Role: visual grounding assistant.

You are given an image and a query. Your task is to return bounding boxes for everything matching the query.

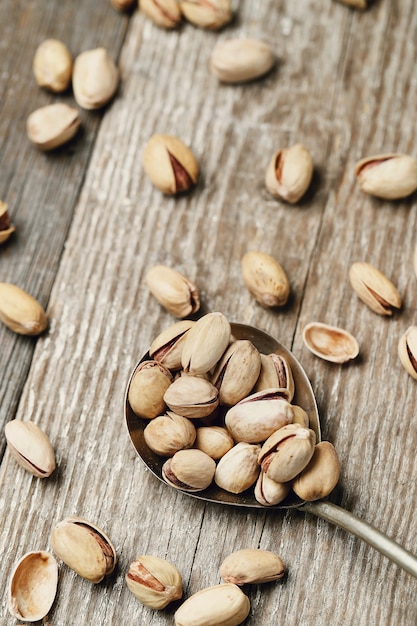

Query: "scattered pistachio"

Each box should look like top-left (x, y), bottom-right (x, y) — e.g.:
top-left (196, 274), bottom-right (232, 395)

top-left (72, 47), bottom-right (119, 109)
top-left (0, 282), bottom-right (48, 335)
top-left (5, 419), bottom-right (55, 478)
top-left (398, 326), bottom-right (417, 381)
top-left (142, 134), bottom-right (199, 195)
top-left (26, 103), bottom-right (80, 151)
top-left (302, 322), bottom-right (359, 364)
top-left (241, 251), bottom-right (290, 308)
top-left (0, 201), bottom-right (15, 245)
top-left (145, 265), bottom-right (200, 318)
top-left (8, 551), bottom-right (58, 622)
top-left (139, 0), bottom-right (182, 28)
top-left (220, 549), bottom-right (285, 585)
top-left (292, 441), bottom-right (340, 501)
top-left (33, 39), bottom-right (72, 92)
top-left (180, 0), bottom-right (232, 30)
top-left (209, 38), bottom-right (275, 83)
top-left (354, 153), bottom-right (417, 199)
top-left (265, 143), bottom-right (314, 203)
top-left (126, 555), bottom-right (182, 609)
top-left (174, 583), bottom-right (250, 626)
top-left (349, 261), bottom-right (401, 316)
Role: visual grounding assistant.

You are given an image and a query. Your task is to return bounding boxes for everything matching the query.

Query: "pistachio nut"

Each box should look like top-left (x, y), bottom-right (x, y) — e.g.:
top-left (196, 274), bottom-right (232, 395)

top-left (293, 441), bottom-right (341, 501)
top-left (194, 426), bottom-right (234, 460)
top-left (181, 312), bottom-right (231, 374)
top-left (398, 326), bottom-right (417, 380)
top-left (142, 134), bottom-right (199, 195)
top-left (144, 411), bottom-right (196, 456)
top-left (149, 320), bottom-right (195, 369)
top-left (354, 153), bottom-right (417, 199)
top-left (241, 251), bottom-right (290, 308)
top-left (0, 283), bottom-right (48, 335)
top-left (128, 360), bottom-right (173, 419)
top-left (145, 265), bottom-right (200, 318)
top-left (292, 405), bottom-right (309, 428)
top-left (180, 0), bottom-right (232, 30)
top-left (164, 375), bottom-right (219, 418)
top-left (162, 448), bottom-right (216, 492)
top-left (349, 261), bottom-right (401, 316)
top-left (50, 516), bottom-right (117, 583)
top-left (254, 352), bottom-right (294, 400)
top-left (302, 322), bottom-right (359, 364)
top-left (259, 424), bottom-right (316, 483)
top-left (0, 201), bottom-right (15, 244)
top-left (174, 583), bottom-right (250, 626)
top-left (72, 47), bottom-right (119, 109)
top-left (254, 471), bottom-right (291, 506)
top-left (27, 103), bottom-right (80, 151)
top-left (225, 389), bottom-right (294, 444)
top-left (210, 38), bottom-right (275, 84)
top-left (126, 554), bottom-right (182, 609)
top-left (5, 419), bottom-right (55, 478)
top-left (265, 143), bottom-right (314, 204)
top-left (33, 38), bottom-right (73, 92)
top-left (139, 0), bottom-right (182, 28)
top-left (214, 442), bottom-right (260, 494)
top-left (8, 551), bottom-right (58, 622)
top-left (211, 339), bottom-right (261, 405)
top-left (220, 549), bottom-right (285, 585)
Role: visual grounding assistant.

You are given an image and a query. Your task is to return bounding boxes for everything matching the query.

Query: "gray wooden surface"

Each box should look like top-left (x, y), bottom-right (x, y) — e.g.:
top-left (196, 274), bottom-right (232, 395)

top-left (1, 1), bottom-right (417, 624)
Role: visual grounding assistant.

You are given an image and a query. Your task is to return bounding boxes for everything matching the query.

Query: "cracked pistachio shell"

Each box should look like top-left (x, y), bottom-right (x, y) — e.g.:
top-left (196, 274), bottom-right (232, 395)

top-left (128, 360), bottom-right (173, 419)
top-left (398, 326), bottom-right (417, 380)
top-left (293, 441), bottom-right (340, 501)
top-left (225, 388), bottom-right (294, 444)
top-left (139, 0), bottom-right (182, 28)
top-left (175, 583), bottom-right (250, 626)
top-left (73, 48), bottom-right (119, 109)
top-left (126, 554), bottom-right (182, 609)
top-left (33, 39), bottom-right (73, 92)
top-left (195, 426), bottom-right (234, 460)
top-left (214, 442), bottom-right (260, 494)
top-left (181, 312), bottom-right (231, 374)
top-left (144, 411), bottom-right (196, 456)
top-left (259, 424), bottom-right (316, 483)
top-left (164, 375), bottom-right (219, 418)
top-left (5, 419), bottom-right (55, 478)
top-left (302, 322), bottom-right (359, 364)
top-left (349, 261), bottom-right (401, 316)
top-left (0, 283), bottom-right (48, 335)
top-left (241, 251), bottom-right (290, 308)
top-left (181, 0), bottom-right (232, 30)
top-left (142, 134), bottom-right (199, 195)
top-left (210, 38), bottom-right (275, 84)
top-left (149, 320), bottom-right (195, 369)
top-left (27, 103), bottom-right (80, 150)
top-left (51, 516), bottom-right (117, 583)
top-left (0, 201), bottom-right (15, 244)
top-left (220, 549), bottom-right (285, 585)
top-left (265, 143), bottom-right (314, 203)
top-left (8, 551), bottom-right (58, 622)
top-left (254, 352), bottom-right (294, 400)
top-left (254, 471), bottom-right (291, 506)
top-left (355, 153), bottom-right (417, 199)
top-left (146, 265), bottom-right (200, 318)
top-left (162, 448), bottom-right (216, 492)
top-left (211, 339), bottom-right (261, 405)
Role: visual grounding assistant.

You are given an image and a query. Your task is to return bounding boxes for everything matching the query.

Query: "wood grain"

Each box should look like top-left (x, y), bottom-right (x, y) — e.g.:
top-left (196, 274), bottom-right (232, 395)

top-left (1, 1), bottom-right (417, 624)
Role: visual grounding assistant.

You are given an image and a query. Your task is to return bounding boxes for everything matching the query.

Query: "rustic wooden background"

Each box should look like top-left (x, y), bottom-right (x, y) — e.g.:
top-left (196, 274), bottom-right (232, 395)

top-left (1, 0), bottom-right (417, 624)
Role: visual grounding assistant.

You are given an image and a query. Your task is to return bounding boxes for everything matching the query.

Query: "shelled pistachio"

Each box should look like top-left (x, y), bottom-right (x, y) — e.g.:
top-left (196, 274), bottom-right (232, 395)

top-left (72, 48), bottom-right (119, 109)
top-left (220, 549), bottom-right (285, 585)
top-left (5, 419), bottom-right (55, 478)
top-left (27, 103), bottom-right (80, 150)
top-left (355, 153), bottom-right (417, 199)
top-left (210, 38), bottom-right (275, 83)
top-left (33, 39), bottom-right (72, 92)
top-left (265, 143), bottom-right (313, 204)
top-left (145, 265), bottom-right (200, 318)
top-left (126, 554), bottom-right (182, 609)
top-left (142, 134), bottom-right (199, 195)
top-left (241, 251), bottom-right (290, 308)
top-left (349, 261), bottom-right (401, 316)
top-left (128, 360), bottom-right (173, 419)
top-left (0, 283), bottom-right (48, 335)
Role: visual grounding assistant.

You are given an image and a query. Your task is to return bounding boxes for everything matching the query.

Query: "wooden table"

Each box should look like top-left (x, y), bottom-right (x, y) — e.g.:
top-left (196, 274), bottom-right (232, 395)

top-left (1, 1), bottom-right (417, 624)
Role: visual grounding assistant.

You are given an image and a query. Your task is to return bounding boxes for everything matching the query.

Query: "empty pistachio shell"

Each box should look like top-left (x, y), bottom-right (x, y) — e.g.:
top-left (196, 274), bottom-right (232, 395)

top-left (128, 360), bottom-right (173, 419)
top-left (139, 0), bottom-right (182, 28)
top-left (220, 549), bottom-right (285, 585)
top-left (241, 251), bottom-right (290, 308)
top-left (126, 554), bottom-right (182, 609)
top-left (181, 312), bottom-right (231, 374)
top-left (259, 423), bottom-right (316, 483)
top-left (302, 322), bottom-right (359, 363)
top-left (51, 516), bottom-right (117, 583)
top-left (164, 375), bottom-right (219, 418)
top-left (210, 38), bottom-right (275, 84)
top-left (149, 320), bottom-right (195, 369)
top-left (8, 551), bottom-right (58, 622)
top-left (73, 48), bottom-right (119, 109)
top-left (162, 448), bottom-right (216, 492)
top-left (5, 419), bottom-right (55, 477)
top-left (265, 143), bottom-right (314, 204)
top-left (33, 38), bottom-right (73, 92)
top-left (398, 326), bottom-right (417, 380)
top-left (142, 134), bottom-right (199, 195)
top-left (174, 583), bottom-right (250, 626)
top-left (181, 0), bottom-right (232, 30)
top-left (145, 265), bottom-right (200, 318)
top-left (349, 261), bottom-right (401, 316)
top-left (214, 442), bottom-right (260, 494)
top-left (195, 426), bottom-right (234, 460)
top-left (354, 153), bottom-right (417, 200)
top-left (27, 103), bottom-right (80, 151)
top-left (0, 201), bottom-right (15, 244)
top-left (144, 412), bottom-right (196, 456)
top-left (254, 471), bottom-right (291, 506)
top-left (292, 441), bottom-right (341, 501)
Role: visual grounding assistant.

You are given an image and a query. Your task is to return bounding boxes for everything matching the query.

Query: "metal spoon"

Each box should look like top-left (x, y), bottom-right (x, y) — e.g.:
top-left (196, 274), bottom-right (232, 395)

top-left (125, 323), bottom-right (417, 578)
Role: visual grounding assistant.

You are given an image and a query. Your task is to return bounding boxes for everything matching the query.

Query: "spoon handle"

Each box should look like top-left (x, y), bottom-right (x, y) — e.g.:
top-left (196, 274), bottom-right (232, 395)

top-left (302, 500), bottom-right (417, 578)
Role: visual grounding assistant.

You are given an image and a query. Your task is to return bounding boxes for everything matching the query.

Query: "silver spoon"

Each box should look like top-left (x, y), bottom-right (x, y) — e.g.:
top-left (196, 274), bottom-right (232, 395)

top-left (125, 323), bottom-right (417, 578)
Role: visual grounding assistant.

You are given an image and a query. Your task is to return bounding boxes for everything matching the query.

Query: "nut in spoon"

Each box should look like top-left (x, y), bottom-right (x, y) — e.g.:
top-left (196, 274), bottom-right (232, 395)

top-left (125, 323), bottom-right (417, 578)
